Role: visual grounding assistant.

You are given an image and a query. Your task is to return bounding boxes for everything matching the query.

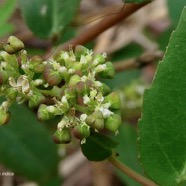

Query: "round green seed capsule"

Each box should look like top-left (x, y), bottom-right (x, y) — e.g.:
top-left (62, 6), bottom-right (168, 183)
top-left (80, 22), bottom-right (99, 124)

top-left (105, 92), bottom-right (121, 110)
top-left (73, 124), bottom-right (90, 139)
top-left (53, 129), bottom-right (71, 144)
top-left (86, 111), bottom-right (104, 130)
top-left (98, 62), bottom-right (115, 79)
top-left (105, 114), bottom-right (121, 133)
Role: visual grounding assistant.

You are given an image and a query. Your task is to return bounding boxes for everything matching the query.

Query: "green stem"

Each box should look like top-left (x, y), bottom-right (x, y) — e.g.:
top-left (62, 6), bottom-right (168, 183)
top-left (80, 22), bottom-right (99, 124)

top-left (108, 154), bottom-right (158, 186)
top-left (73, 103), bottom-right (88, 114)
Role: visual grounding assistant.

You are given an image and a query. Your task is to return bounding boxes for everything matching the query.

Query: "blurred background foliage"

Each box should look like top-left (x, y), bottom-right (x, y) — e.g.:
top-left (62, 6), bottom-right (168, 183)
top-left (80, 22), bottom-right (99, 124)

top-left (0, 0), bottom-right (185, 185)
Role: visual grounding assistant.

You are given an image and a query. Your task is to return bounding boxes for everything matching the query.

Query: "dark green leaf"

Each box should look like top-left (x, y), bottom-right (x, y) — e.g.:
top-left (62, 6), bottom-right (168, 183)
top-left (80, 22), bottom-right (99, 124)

top-left (0, 102), bottom-right (60, 184)
top-left (18, 0), bottom-right (80, 39)
top-left (81, 132), bottom-right (117, 161)
top-left (138, 7), bottom-right (186, 186)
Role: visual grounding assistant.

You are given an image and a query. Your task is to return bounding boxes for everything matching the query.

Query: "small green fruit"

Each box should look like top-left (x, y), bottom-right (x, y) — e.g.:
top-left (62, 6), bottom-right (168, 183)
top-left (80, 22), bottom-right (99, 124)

top-left (105, 114), bottom-right (121, 132)
top-left (30, 56), bottom-right (44, 73)
top-left (37, 104), bottom-right (54, 121)
top-left (99, 62), bottom-right (115, 79)
top-left (53, 129), bottom-right (71, 144)
top-left (28, 93), bottom-right (45, 108)
top-left (44, 67), bottom-right (62, 86)
top-left (7, 36), bottom-right (24, 53)
top-left (75, 45), bottom-right (87, 57)
top-left (3, 44), bottom-right (15, 54)
top-left (86, 111), bottom-right (104, 130)
top-left (69, 74), bottom-right (81, 86)
top-left (105, 92), bottom-right (121, 110)
top-left (73, 124), bottom-right (90, 139)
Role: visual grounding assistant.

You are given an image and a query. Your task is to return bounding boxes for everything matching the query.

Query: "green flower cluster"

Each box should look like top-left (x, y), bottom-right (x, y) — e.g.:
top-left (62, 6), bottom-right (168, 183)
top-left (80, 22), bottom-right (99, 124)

top-left (0, 36), bottom-right (121, 144)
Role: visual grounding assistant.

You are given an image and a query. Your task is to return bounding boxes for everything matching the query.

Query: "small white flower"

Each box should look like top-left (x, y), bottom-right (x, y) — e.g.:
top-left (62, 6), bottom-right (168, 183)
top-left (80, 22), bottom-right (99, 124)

top-left (86, 49), bottom-right (93, 55)
top-left (100, 107), bottom-right (113, 118)
top-left (102, 52), bottom-right (107, 58)
top-left (61, 96), bottom-right (68, 104)
top-left (47, 105), bottom-right (56, 113)
top-left (90, 89), bottom-right (97, 99)
top-left (95, 64), bottom-right (107, 72)
top-left (59, 66), bottom-right (67, 73)
top-left (92, 58), bottom-right (99, 66)
top-left (80, 55), bottom-right (87, 64)
top-left (61, 52), bottom-right (69, 60)
top-left (33, 79), bottom-right (43, 86)
top-left (94, 81), bottom-right (102, 87)
top-left (1, 62), bottom-right (7, 68)
top-left (80, 114), bottom-right (88, 122)
top-left (83, 95), bottom-right (90, 104)
top-left (95, 92), bottom-right (104, 102)
top-left (9, 75), bottom-right (30, 94)
top-left (68, 68), bottom-right (75, 74)
top-left (52, 61), bottom-right (61, 70)
top-left (21, 64), bottom-right (29, 70)
top-left (81, 75), bottom-right (87, 82)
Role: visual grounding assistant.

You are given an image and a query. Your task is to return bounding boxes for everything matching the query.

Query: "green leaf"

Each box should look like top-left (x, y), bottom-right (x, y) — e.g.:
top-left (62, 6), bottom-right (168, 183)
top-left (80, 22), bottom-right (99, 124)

top-left (167, 0), bottom-right (186, 27)
top-left (0, 0), bottom-right (16, 36)
top-left (81, 132), bottom-right (117, 161)
top-left (112, 124), bottom-right (144, 186)
top-left (138, 7), bottom-right (186, 186)
top-left (18, 0), bottom-right (80, 39)
top-left (0, 102), bottom-right (60, 184)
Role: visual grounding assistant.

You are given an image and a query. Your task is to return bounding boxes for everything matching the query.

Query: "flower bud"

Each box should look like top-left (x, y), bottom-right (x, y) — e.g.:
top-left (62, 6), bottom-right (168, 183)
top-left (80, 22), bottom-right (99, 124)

top-left (65, 86), bottom-right (77, 100)
top-left (101, 83), bottom-right (111, 95)
top-left (75, 45), bottom-right (87, 57)
top-left (105, 92), bottom-right (121, 110)
top-left (7, 36), bottom-right (24, 53)
top-left (6, 88), bottom-right (18, 100)
top-left (86, 111), bottom-right (104, 130)
top-left (37, 104), bottom-right (54, 121)
top-left (0, 110), bottom-right (11, 125)
top-left (98, 62), bottom-right (115, 79)
top-left (93, 54), bottom-right (106, 65)
top-left (68, 75), bottom-right (81, 86)
top-left (44, 67), bottom-right (62, 86)
top-left (0, 70), bottom-right (8, 85)
top-left (3, 44), bottom-right (15, 54)
top-left (53, 128), bottom-right (71, 144)
top-left (28, 93), bottom-right (45, 108)
top-left (105, 114), bottom-right (121, 133)
top-left (73, 124), bottom-right (90, 139)
top-left (76, 80), bottom-right (93, 95)
top-left (30, 56), bottom-right (44, 73)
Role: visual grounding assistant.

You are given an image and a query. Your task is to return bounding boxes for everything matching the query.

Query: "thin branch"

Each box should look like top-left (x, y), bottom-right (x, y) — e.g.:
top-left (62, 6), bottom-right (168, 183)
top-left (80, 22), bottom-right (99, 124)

top-left (53, 2), bottom-right (150, 55)
top-left (114, 50), bottom-right (164, 72)
top-left (108, 154), bottom-right (158, 186)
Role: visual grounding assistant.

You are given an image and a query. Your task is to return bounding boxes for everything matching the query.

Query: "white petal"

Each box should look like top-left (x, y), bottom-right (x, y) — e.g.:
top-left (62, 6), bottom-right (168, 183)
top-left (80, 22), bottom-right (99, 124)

top-left (9, 77), bottom-right (17, 87)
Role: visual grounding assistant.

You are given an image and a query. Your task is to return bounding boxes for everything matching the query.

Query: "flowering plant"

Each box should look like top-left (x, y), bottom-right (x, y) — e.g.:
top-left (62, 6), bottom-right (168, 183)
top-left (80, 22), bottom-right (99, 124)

top-left (0, 36), bottom-right (121, 144)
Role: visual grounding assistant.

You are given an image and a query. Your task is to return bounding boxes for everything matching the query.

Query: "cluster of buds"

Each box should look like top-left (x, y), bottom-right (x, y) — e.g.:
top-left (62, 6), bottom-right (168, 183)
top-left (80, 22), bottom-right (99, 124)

top-left (0, 36), bottom-right (121, 144)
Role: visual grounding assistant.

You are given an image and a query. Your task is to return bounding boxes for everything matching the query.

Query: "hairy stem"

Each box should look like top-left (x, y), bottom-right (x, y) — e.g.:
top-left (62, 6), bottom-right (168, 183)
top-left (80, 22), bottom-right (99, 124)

top-left (108, 154), bottom-right (158, 186)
